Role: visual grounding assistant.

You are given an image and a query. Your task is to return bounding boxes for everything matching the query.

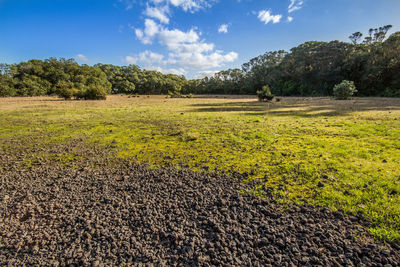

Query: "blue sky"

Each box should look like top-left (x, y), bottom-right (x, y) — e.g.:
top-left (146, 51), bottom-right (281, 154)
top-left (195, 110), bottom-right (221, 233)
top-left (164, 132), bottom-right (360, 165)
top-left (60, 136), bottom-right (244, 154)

top-left (1, 0), bottom-right (399, 78)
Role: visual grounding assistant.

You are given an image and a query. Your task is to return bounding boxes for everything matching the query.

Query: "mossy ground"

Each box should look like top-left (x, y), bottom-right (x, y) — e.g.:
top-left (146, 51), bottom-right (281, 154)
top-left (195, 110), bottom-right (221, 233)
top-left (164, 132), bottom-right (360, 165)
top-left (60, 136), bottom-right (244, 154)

top-left (1, 95), bottom-right (399, 241)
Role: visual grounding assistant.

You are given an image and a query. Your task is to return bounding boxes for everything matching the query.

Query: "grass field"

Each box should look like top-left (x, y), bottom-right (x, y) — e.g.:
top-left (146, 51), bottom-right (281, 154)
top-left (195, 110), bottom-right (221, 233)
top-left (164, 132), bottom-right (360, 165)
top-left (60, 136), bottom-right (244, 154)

top-left (1, 95), bottom-right (399, 242)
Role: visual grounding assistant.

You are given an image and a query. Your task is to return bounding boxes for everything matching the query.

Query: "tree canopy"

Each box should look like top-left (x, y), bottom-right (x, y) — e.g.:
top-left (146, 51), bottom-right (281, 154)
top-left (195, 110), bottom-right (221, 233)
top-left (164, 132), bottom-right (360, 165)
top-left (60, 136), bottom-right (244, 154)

top-left (188, 25), bottom-right (399, 97)
top-left (0, 58), bottom-right (186, 99)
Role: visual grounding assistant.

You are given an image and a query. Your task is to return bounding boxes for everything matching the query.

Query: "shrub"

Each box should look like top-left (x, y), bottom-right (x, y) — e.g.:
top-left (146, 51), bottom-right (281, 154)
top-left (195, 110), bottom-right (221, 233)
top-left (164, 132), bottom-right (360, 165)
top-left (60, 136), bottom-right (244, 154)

top-left (81, 85), bottom-right (107, 100)
top-left (54, 81), bottom-right (77, 100)
top-left (333, 80), bottom-right (357, 100)
top-left (168, 91), bottom-right (180, 98)
top-left (257, 85), bottom-right (274, 102)
top-left (0, 77), bottom-right (16, 97)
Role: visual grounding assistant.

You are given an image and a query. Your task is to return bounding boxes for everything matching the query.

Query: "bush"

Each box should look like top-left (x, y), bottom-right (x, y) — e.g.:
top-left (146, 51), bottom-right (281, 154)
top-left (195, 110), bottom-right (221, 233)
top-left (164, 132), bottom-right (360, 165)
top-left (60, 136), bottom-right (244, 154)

top-left (333, 80), bottom-right (357, 100)
top-left (0, 77), bottom-right (16, 97)
top-left (257, 85), bottom-right (274, 102)
top-left (81, 85), bottom-right (107, 100)
top-left (54, 81), bottom-right (77, 100)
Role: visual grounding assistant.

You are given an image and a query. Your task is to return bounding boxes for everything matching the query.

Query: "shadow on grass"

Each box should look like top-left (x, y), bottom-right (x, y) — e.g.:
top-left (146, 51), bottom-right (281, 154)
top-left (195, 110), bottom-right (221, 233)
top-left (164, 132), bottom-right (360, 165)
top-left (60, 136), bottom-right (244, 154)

top-left (189, 97), bottom-right (400, 117)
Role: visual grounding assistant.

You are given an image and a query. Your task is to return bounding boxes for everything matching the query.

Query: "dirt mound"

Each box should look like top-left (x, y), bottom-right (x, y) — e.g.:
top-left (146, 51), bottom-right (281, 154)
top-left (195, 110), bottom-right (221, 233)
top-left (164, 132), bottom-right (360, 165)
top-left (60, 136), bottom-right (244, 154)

top-left (1, 163), bottom-right (399, 265)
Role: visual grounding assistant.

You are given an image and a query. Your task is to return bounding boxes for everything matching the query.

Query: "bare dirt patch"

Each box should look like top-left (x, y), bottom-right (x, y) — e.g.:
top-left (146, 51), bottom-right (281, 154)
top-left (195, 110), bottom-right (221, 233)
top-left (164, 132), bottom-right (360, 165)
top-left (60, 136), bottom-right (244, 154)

top-left (0, 143), bottom-right (399, 266)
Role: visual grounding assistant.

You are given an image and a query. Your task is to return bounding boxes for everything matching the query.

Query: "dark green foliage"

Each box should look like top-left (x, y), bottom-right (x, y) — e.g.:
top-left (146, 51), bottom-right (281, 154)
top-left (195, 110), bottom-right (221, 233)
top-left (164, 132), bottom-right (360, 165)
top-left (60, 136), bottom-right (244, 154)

top-left (333, 80), bottom-right (357, 100)
top-left (187, 26), bottom-right (399, 97)
top-left (14, 74), bottom-right (51, 96)
top-left (54, 81), bottom-right (77, 100)
top-left (0, 58), bottom-right (186, 99)
top-left (95, 64), bottom-right (136, 94)
top-left (0, 79), bottom-right (15, 97)
top-left (0, 64), bottom-right (15, 96)
top-left (257, 85), bottom-right (274, 101)
top-left (80, 85), bottom-right (107, 100)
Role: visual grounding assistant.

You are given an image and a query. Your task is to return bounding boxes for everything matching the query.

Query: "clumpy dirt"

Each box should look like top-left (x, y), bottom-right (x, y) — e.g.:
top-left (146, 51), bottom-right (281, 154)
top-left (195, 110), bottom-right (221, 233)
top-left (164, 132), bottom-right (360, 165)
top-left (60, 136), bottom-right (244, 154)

top-left (0, 141), bottom-right (399, 266)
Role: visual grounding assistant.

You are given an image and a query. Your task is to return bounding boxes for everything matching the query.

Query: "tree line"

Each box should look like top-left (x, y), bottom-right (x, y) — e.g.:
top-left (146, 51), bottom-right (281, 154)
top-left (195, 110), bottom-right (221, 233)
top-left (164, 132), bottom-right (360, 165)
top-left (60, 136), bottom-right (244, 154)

top-left (1, 25), bottom-right (399, 99)
top-left (187, 26), bottom-right (400, 97)
top-left (0, 59), bottom-right (187, 99)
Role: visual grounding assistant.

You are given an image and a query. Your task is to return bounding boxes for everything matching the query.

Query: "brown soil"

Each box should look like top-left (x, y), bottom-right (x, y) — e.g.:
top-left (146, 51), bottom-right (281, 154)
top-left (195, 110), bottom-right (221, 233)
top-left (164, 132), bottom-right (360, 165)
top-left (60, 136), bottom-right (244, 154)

top-left (0, 141), bottom-right (399, 266)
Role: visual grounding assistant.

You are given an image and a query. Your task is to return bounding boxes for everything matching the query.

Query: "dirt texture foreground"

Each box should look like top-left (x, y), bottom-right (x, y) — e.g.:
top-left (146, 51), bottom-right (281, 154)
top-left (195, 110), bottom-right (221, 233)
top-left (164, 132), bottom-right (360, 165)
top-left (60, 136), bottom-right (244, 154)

top-left (0, 156), bottom-right (399, 266)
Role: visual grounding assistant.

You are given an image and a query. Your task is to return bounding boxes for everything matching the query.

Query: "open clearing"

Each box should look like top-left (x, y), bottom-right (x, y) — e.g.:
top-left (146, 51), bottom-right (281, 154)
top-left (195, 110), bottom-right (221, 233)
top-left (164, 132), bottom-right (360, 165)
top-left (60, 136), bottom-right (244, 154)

top-left (1, 95), bottom-right (400, 264)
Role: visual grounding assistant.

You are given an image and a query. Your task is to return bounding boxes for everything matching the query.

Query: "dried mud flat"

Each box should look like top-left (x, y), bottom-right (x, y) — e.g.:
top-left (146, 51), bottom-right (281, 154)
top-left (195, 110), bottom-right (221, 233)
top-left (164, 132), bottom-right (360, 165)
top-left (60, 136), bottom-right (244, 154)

top-left (0, 143), bottom-right (399, 266)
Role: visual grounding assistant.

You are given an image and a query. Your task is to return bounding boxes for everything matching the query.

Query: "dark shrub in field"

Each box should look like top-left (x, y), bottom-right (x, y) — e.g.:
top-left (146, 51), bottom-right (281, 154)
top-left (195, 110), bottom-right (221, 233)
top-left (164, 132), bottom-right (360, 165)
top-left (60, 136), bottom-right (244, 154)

top-left (81, 85), bottom-right (107, 100)
top-left (333, 80), bottom-right (357, 100)
top-left (55, 82), bottom-right (107, 100)
top-left (257, 85), bottom-right (274, 102)
top-left (54, 81), bottom-right (77, 100)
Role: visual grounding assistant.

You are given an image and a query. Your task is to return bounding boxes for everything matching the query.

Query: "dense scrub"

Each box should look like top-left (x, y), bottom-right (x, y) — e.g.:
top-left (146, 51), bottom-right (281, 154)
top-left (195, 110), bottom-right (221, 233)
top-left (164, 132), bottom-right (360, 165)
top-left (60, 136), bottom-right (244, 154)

top-left (0, 60), bottom-right (186, 99)
top-left (187, 26), bottom-right (400, 97)
top-left (1, 26), bottom-right (398, 98)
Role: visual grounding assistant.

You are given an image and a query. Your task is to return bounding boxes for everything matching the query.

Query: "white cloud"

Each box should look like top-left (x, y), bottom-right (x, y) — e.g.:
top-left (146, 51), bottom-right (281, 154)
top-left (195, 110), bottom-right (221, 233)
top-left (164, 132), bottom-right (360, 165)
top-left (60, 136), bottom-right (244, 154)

top-left (139, 50), bottom-right (165, 64)
top-left (158, 28), bottom-right (200, 48)
top-left (167, 50), bottom-right (238, 69)
top-left (135, 18), bottom-right (160, 44)
top-left (218, 24), bottom-right (228, 34)
top-left (75, 54), bottom-right (89, 62)
top-left (134, 20), bottom-right (238, 70)
top-left (127, 0), bottom-right (237, 75)
top-left (258, 10), bottom-right (282, 24)
top-left (125, 56), bottom-right (137, 64)
top-left (288, 0), bottom-right (303, 13)
top-left (144, 5), bottom-right (170, 24)
top-left (287, 16), bottom-right (293, 22)
top-left (149, 66), bottom-right (187, 75)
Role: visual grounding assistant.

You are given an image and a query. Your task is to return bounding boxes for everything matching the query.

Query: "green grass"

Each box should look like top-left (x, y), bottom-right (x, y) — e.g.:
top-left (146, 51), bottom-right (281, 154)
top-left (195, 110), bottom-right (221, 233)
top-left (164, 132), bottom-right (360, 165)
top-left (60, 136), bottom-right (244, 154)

top-left (1, 95), bottom-right (399, 242)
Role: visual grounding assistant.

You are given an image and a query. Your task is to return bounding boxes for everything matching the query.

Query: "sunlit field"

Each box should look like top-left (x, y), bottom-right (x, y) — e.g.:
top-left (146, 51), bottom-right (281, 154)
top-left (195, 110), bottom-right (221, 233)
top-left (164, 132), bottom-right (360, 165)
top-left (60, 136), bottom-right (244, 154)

top-left (1, 95), bottom-right (399, 241)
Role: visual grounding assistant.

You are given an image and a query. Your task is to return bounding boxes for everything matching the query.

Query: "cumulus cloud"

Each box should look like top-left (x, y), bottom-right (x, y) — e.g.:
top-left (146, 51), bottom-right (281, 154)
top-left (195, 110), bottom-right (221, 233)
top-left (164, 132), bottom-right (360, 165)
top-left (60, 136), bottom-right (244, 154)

top-left (287, 16), bottom-right (293, 22)
top-left (125, 56), bottom-right (137, 64)
top-left (258, 10), bottom-right (282, 24)
top-left (218, 24), bottom-right (228, 34)
top-left (138, 50), bottom-right (165, 64)
top-left (134, 19), bottom-right (238, 70)
top-left (144, 5), bottom-right (170, 24)
top-left (288, 0), bottom-right (303, 13)
top-left (127, 0), bottom-right (237, 75)
top-left (75, 54), bottom-right (89, 62)
top-left (158, 28), bottom-right (200, 48)
top-left (135, 18), bottom-right (160, 44)
top-left (167, 50), bottom-right (238, 69)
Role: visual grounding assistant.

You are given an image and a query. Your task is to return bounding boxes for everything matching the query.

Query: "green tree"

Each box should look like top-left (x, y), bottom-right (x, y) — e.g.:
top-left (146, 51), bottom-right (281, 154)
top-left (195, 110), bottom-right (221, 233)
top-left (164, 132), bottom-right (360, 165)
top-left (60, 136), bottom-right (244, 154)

top-left (14, 74), bottom-right (51, 96)
top-left (0, 64), bottom-right (16, 96)
top-left (80, 85), bottom-right (107, 100)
